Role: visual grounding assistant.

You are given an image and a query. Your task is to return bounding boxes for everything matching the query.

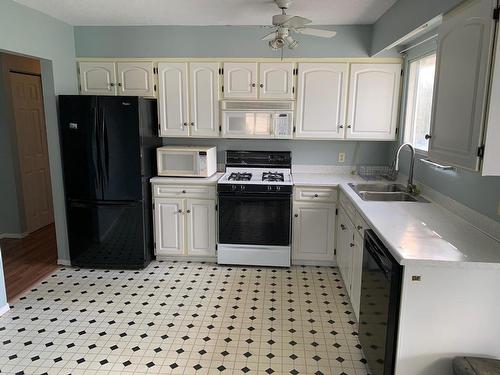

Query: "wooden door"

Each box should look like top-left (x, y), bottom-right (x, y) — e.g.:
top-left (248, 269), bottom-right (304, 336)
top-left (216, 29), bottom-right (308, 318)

top-left (189, 62), bottom-right (220, 137)
top-left (154, 198), bottom-right (185, 256)
top-left (429, 0), bottom-right (497, 170)
top-left (259, 62), bottom-right (294, 99)
top-left (186, 199), bottom-right (216, 257)
top-left (78, 61), bottom-right (116, 95)
top-left (292, 202), bottom-right (335, 262)
top-left (295, 63), bottom-right (348, 139)
top-left (223, 62), bottom-right (258, 99)
top-left (9, 72), bottom-right (54, 233)
top-left (157, 62), bottom-right (189, 137)
top-left (346, 63), bottom-right (401, 140)
top-left (116, 61), bottom-right (155, 97)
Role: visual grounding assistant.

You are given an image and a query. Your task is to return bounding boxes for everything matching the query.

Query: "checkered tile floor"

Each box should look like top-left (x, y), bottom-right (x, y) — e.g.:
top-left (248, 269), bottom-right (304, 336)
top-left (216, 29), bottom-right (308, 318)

top-left (0, 261), bottom-right (370, 374)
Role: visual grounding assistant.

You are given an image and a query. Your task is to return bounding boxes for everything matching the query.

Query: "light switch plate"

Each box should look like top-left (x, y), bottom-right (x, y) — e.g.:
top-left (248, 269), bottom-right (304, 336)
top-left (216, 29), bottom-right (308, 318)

top-left (338, 152), bottom-right (346, 163)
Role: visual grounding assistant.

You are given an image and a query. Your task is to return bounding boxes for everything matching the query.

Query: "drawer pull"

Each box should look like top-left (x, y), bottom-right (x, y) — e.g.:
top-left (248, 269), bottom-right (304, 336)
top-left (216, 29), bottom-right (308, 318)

top-left (314, 194), bottom-right (319, 198)
top-left (182, 190), bottom-right (186, 194)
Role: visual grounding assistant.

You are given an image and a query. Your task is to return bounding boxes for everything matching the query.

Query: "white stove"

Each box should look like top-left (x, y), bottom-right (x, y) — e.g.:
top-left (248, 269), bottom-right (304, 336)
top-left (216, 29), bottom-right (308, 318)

top-left (218, 167), bottom-right (293, 185)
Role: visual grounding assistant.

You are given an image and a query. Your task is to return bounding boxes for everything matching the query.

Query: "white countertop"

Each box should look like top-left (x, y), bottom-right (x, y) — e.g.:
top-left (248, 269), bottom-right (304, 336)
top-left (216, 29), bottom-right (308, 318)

top-left (150, 172), bottom-right (223, 185)
top-left (292, 172), bottom-right (365, 186)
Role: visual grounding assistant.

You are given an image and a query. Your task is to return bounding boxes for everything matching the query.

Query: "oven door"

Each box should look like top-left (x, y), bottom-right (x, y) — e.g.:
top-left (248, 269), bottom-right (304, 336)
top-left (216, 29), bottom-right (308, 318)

top-left (218, 193), bottom-right (291, 246)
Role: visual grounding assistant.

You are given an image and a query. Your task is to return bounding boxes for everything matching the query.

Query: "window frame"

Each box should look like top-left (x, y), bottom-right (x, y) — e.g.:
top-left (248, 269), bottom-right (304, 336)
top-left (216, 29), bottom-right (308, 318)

top-left (400, 45), bottom-right (437, 156)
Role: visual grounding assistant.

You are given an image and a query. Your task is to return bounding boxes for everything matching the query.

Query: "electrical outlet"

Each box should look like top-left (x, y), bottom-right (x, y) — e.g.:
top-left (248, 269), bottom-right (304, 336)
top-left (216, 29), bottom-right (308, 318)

top-left (338, 152), bottom-right (346, 163)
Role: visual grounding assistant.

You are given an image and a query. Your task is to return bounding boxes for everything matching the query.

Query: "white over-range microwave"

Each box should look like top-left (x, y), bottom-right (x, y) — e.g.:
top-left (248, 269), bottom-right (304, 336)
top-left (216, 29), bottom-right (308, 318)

top-left (157, 146), bottom-right (217, 177)
top-left (221, 100), bottom-right (294, 139)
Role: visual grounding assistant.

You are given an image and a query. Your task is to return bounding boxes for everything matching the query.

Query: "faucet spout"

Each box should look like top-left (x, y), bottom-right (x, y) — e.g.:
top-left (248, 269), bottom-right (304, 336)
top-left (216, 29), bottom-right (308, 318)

top-left (393, 143), bottom-right (416, 193)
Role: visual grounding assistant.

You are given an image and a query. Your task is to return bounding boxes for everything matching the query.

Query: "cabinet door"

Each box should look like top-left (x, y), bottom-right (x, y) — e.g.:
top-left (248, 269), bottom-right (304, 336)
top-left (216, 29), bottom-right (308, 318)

top-left (292, 202), bottom-right (335, 262)
top-left (295, 63), bottom-right (348, 139)
top-left (154, 198), bottom-right (185, 256)
top-left (186, 199), bottom-right (216, 257)
top-left (346, 63), bottom-right (401, 140)
top-left (189, 62), bottom-right (220, 137)
top-left (337, 207), bottom-right (355, 293)
top-left (350, 231), bottom-right (364, 320)
top-left (116, 62), bottom-right (155, 97)
top-left (223, 62), bottom-right (258, 99)
top-left (259, 62), bottom-right (294, 99)
top-left (158, 62), bottom-right (189, 137)
top-left (79, 62), bottom-right (116, 96)
top-left (429, 0), bottom-right (496, 171)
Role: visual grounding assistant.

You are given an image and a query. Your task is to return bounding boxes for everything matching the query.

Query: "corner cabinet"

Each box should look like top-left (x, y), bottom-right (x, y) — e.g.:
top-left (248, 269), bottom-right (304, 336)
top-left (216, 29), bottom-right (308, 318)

top-left (78, 61), bottom-right (155, 97)
top-left (429, 0), bottom-right (497, 171)
top-left (292, 186), bottom-right (337, 265)
top-left (152, 183), bottom-right (217, 260)
top-left (295, 63), bottom-right (348, 139)
top-left (346, 63), bottom-right (401, 140)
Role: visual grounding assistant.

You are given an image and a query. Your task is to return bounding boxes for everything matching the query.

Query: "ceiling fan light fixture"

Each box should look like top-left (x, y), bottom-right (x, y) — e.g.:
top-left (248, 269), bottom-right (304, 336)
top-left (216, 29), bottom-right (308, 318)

top-left (269, 37), bottom-right (285, 50)
top-left (286, 35), bottom-right (298, 49)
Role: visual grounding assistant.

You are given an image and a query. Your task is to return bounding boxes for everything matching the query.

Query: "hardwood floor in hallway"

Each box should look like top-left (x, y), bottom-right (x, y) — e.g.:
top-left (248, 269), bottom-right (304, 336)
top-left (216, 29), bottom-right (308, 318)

top-left (0, 224), bottom-right (58, 301)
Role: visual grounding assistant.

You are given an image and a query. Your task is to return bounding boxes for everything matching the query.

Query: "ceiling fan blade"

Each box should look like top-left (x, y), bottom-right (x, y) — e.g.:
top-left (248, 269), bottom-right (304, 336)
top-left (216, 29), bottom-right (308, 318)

top-left (295, 28), bottom-right (337, 38)
top-left (280, 15), bottom-right (312, 29)
top-left (262, 31), bottom-right (277, 41)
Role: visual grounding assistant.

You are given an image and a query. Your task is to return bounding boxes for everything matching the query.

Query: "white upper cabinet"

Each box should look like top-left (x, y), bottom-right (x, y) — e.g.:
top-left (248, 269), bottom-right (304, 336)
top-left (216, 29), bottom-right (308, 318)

top-left (295, 63), bottom-right (348, 139)
top-left (158, 62), bottom-right (189, 137)
top-left (259, 62), bottom-right (294, 99)
top-left (346, 63), bottom-right (401, 140)
top-left (116, 61), bottom-right (155, 97)
top-left (189, 62), bottom-right (220, 137)
top-left (429, 0), bottom-right (497, 171)
top-left (79, 62), bottom-right (116, 96)
top-left (223, 62), bottom-right (258, 99)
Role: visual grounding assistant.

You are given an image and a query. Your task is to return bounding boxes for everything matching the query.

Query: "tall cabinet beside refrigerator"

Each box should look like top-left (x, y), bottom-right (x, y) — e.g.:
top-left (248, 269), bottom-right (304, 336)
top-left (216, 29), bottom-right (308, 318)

top-left (58, 96), bottom-right (161, 269)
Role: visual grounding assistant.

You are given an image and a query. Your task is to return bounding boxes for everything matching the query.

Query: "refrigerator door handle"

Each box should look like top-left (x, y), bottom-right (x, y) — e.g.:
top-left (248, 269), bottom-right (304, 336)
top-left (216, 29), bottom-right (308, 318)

top-left (92, 106), bottom-right (101, 193)
top-left (99, 108), bottom-right (108, 188)
top-left (102, 108), bottom-right (110, 185)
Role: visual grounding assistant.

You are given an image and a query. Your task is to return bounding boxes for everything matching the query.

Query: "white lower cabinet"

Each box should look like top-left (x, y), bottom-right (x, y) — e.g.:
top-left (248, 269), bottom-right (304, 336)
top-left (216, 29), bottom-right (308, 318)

top-left (292, 186), bottom-right (337, 264)
top-left (153, 183), bottom-right (216, 259)
top-left (336, 203), bottom-right (366, 320)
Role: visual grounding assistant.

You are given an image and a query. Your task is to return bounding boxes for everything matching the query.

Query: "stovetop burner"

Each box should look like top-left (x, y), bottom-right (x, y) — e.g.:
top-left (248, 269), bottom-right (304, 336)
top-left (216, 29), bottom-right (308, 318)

top-left (228, 172), bottom-right (252, 181)
top-left (262, 172), bottom-right (284, 182)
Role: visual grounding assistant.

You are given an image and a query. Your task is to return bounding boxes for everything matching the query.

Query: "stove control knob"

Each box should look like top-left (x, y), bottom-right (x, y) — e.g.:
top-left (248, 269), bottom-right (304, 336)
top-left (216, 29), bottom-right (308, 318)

top-left (267, 186), bottom-right (272, 191)
top-left (231, 185), bottom-right (237, 191)
top-left (240, 185), bottom-right (245, 190)
top-left (276, 186), bottom-right (281, 191)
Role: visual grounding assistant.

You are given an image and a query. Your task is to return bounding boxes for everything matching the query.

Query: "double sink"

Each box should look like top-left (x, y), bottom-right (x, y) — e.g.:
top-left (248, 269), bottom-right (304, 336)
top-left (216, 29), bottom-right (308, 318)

top-left (349, 183), bottom-right (429, 203)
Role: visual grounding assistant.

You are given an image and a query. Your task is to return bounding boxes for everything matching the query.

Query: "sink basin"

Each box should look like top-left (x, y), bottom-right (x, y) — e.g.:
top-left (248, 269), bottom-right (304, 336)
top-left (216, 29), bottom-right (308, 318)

top-left (348, 183), bottom-right (429, 202)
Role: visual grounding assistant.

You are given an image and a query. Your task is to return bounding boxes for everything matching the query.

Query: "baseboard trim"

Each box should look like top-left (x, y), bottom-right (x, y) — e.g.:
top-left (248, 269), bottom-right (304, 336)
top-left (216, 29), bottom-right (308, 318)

top-left (57, 259), bottom-right (71, 266)
top-left (0, 304), bottom-right (10, 317)
top-left (292, 260), bottom-right (337, 267)
top-left (155, 255), bottom-right (217, 263)
top-left (0, 232), bottom-right (28, 240)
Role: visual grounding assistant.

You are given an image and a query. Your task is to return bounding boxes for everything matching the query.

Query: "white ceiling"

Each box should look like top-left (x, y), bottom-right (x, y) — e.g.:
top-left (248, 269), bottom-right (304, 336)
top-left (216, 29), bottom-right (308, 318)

top-left (13, 0), bottom-right (397, 26)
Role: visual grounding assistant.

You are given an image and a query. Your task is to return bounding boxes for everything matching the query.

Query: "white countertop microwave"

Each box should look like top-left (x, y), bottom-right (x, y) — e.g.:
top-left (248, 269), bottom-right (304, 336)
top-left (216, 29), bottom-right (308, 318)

top-left (157, 146), bottom-right (217, 177)
top-left (221, 101), bottom-right (294, 139)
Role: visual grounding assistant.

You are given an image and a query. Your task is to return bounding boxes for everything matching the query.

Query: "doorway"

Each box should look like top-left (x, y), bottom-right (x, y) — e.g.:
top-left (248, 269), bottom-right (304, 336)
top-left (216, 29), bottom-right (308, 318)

top-left (0, 52), bottom-right (58, 301)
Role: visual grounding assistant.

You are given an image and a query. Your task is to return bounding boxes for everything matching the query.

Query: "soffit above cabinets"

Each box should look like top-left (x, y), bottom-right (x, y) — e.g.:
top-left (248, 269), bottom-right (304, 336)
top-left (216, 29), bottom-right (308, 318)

top-left (13, 0), bottom-right (397, 26)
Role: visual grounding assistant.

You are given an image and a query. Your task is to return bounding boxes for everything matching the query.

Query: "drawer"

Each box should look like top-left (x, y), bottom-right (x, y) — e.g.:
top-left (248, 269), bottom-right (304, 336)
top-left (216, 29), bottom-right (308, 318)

top-left (153, 184), bottom-right (216, 199)
top-left (354, 211), bottom-right (369, 234)
top-left (294, 186), bottom-right (337, 202)
top-left (339, 190), bottom-right (356, 221)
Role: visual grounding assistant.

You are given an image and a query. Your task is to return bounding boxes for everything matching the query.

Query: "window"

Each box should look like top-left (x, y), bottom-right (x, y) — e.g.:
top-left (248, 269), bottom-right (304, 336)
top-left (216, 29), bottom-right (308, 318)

top-left (403, 53), bottom-right (436, 152)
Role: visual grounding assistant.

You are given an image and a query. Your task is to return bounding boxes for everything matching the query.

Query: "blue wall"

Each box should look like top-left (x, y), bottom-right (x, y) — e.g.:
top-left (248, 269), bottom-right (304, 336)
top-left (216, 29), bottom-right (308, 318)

top-left (74, 25), bottom-right (377, 58)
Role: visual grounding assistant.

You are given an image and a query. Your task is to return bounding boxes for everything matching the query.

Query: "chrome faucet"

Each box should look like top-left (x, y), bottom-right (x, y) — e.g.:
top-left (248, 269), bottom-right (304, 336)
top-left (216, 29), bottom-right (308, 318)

top-left (394, 143), bottom-right (417, 194)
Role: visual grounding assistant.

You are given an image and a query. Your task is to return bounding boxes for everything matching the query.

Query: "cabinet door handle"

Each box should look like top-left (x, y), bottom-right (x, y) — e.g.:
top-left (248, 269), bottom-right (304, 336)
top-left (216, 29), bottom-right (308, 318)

top-left (109, 83), bottom-right (115, 87)
top-left (183, 122), bottom-right (188, 127)
top-left (357, 225), bottom-right (363, 230)
top-left (338, 124), bottom-right (344, 129)
top-left (251, 83), bottom-right (256, 87)
top-left (347, 125), bottom-right (352, 129)
top-left (294, 214), bottom-right (299, 218)
top-left (118, 82), bottom-right (122, 87)
top-left (177, 209), bottom-right (183, 213)
top-left (259, 83), bottom-right (264, 88)
top-left (425, 134), bottom-right (432, 140)
top-left (186, 209), bottom-right (191, 214)
top-left (182, 190), bottom-right (186, 194)
top-left (350, 243), bottom-right (355, 247)
top-left (314, 194), bottom-right (319, 198)
top-left (190, 122), bottom-right (194, 126)
top-left (340, 224), bottom-right (346, 230)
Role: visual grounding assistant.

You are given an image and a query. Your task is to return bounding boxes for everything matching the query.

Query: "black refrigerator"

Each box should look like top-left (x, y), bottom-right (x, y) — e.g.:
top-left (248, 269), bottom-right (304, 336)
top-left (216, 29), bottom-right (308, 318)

top-left (58, 95), bottom-right (161, 269)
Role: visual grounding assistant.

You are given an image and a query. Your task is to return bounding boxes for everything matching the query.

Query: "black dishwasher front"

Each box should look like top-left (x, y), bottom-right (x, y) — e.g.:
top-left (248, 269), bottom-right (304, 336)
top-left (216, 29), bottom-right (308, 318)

top-left (359, 229), bottom-right (403, 375)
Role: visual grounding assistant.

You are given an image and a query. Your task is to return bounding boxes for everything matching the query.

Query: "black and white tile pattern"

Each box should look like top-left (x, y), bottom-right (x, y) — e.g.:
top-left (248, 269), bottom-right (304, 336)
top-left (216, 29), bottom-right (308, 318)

top-left (0, 261), bottom-right (370, 374)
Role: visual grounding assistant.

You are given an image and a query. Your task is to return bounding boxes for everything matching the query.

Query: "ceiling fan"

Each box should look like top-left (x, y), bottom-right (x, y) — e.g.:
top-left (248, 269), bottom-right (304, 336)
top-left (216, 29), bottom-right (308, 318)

top-left (262, 0), bottom-right (337, 51)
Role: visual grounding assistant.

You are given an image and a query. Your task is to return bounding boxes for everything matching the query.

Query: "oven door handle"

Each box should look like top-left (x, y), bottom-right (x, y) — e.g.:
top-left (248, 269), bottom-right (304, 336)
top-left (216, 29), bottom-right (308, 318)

top-left (218, 193), bottom-right (291, 200)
